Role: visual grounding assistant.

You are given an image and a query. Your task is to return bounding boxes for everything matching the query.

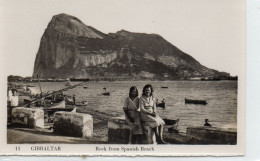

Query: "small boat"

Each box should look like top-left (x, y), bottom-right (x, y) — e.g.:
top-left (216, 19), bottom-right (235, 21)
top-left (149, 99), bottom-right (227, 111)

top-left (65, 81), bottom-right (71, 86)
top-left (156, 99), bottom-right (166, 108)
top-left (161, 86), bottom-right (168, 88)
top-left (83, 87), bottom-right (88, 89)
top-left (157, 102), bottom-right (165, 108)
top-left (185, 98), bottom-right (207, 105)
top-left (102, 92), bottom-right (110, 96)
top-left (75, 101), bottom-right (88, 106)
top-left (163, 118), bottom-right (179, 133)
top-left (65, 97), bottom-right (74, 105)
top-left (47, 100), bottom-right (66, 109)
top-left (163, 118), bottom-right (179, 126)
top-left (102, 87), bottom-right (110, 96)
top-left (70, 78), bottom-right (90, 82)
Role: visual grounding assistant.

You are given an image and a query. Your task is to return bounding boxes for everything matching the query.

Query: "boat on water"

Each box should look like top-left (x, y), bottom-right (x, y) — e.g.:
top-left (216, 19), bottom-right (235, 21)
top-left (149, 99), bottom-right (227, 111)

top-left (21, 83), bottom-right (85, 123)
top-left (102, 87), bottom-right (111, 96)
top-left (163, 118), bottom-right (179, 133)
top-left (70, 78), bottom-right (90, 82)
top-left (156, 99), bottom-right (166, 108)
top-left (161, 86), bottom-right (168, 88)
top-left (102, 92), bottom-right (110, 96)
top-left (45, 100), bottom-right (66, 109)
top-left (83, 87), bottom-right (88, 89)
top-left (65, 82), bottom-right (71, 86)
top-left (157, 102), bottom-right (165, 108)
top-left (75, 101), bottom-right (88, 106)
top-left (185, 98), bottom-right (207, 105)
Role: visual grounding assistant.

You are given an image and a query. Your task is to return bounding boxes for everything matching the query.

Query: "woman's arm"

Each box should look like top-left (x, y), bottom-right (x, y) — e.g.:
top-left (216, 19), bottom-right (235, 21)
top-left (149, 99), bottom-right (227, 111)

top-left (136, 98), bottom-right (141, 112)
top-left (152, 97), bottom-right (157, 113)
top-left (123, 97), bottom-right (128, 111)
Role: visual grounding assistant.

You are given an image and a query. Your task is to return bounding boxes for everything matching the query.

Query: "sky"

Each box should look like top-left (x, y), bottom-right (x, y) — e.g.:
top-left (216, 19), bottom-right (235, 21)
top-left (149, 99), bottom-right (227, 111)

top-left (0, 0), bottom-right (245, 77)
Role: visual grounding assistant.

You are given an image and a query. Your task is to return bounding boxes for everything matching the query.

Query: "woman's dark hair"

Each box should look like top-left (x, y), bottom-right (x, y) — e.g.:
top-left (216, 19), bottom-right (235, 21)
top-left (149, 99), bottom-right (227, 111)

top-left (142, 84), bottom-right (154, 96)
top-left (129, 86), bottom-right (139, 98)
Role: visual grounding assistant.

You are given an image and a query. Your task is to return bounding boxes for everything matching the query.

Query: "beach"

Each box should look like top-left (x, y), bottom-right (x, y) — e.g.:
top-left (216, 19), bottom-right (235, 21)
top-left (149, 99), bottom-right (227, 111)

top-left (7, 80), bottom-right (237, 144)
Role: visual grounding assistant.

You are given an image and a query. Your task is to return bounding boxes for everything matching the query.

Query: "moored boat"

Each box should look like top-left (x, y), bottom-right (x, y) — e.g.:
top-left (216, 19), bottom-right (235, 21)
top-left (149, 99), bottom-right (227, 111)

top-left (185, 98), bottom-right (207, 105)
top-left (161, 86), bottom-right (168, 88)
top-left (156, 99), bottom-right (166, 108)
top-left (70, 78), bottom-right (90, 82)
top-left (157, 102), bottom-right (165, 108)
top-left (75, 101), bottom-right (88, 106)
top-left (46, 100), bottom-right (66, 109)
top-left (102, 87), bottom-right (111, 96)
top-left (65, 82), bottom-right (71, 86)
top-left (102, 92), bottom-right (110, 96)
top-left (163, 118), bottom-right (179, 133)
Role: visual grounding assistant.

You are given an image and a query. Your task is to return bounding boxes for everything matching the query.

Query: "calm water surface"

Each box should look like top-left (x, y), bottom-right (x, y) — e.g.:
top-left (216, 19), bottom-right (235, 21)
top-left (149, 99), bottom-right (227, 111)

top-left (25, 81), bottom-right (237, 133)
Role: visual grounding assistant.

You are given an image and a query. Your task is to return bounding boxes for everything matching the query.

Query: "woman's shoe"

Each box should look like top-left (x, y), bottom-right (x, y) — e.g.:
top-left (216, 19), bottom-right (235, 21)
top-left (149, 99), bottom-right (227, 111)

top-left (157, 138), bottom-right (167, 144)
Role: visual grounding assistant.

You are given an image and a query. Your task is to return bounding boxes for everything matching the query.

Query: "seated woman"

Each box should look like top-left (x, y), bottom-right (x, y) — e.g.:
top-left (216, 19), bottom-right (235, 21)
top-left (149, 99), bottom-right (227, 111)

top-left (139, 84), bottom-right (166, 144)
top-left (123, 86), bottom-right (143, 144)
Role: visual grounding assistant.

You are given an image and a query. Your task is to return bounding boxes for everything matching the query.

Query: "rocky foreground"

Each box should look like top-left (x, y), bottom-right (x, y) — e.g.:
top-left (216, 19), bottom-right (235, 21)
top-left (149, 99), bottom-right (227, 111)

top-left (8, 91), bottom-right (186, 144)
top-left (8, 90), bottom-right (236, 144)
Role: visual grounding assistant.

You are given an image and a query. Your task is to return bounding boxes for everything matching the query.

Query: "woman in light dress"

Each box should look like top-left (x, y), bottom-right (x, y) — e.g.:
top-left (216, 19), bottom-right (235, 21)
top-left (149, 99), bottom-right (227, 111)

top-left (123, 86), bottom-right (143, 144)
top-left (139, 84), bottom-right (166, 144)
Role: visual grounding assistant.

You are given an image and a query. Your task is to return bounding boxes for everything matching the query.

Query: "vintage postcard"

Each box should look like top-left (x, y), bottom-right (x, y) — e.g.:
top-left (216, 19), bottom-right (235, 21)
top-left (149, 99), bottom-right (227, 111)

top-left (0, 0), bottom-right (245, 156)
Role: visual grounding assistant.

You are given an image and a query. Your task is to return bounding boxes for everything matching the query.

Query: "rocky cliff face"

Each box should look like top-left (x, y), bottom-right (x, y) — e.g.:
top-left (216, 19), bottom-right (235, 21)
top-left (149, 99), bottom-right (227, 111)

top-left (33, 13), bottom-right (229, 79)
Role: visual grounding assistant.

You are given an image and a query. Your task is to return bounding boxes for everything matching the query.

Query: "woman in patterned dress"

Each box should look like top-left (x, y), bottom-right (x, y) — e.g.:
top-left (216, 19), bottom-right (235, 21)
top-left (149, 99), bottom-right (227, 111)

top-left (123, 86), bottom-right (143, 144)
top-left (139, 84), bottom-right (166, 144)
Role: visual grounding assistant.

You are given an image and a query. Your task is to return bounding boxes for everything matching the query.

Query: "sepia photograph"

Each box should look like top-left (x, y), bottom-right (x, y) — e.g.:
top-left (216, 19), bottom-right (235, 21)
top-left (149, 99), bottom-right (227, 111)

top-left (0, 0), bottom-right (245, 156)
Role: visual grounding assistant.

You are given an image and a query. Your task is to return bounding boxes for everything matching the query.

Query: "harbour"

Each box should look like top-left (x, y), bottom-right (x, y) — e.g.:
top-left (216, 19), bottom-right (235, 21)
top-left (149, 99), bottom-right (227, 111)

top-left (7, 80), bottom-right (237, 144)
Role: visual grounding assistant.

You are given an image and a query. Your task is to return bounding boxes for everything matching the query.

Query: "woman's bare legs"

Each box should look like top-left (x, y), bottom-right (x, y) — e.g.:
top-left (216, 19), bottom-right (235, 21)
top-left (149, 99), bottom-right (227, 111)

top-left (155, 125), bottom-right (166, 144)
top-left (150, 124), bottom-right (166, 144)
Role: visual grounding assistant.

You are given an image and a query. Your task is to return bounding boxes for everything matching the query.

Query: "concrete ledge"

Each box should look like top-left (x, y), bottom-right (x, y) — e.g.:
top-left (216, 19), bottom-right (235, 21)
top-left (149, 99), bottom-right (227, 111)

top-left (142, 122), bottom-right (156, 144)
top-left (108, 116), bottom-right (130, 144)
top-left (186, 126), bottom-right (237, 144)
top-left (107, 116), bottom-right (157, 144)
top-left (53, 112), bottom-right (93, 138)
top-left (12, 107), bottom-right (44, 129)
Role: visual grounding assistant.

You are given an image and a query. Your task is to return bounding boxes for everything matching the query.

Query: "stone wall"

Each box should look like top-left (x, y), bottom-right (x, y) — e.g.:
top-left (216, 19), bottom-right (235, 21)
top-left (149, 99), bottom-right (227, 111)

top-left (12, 107), bottom-right (44, 128)
top-left (53, 111), bottom-right (93, 138)
top-left (142, 122), bottom-right (157, 144)
top-left (107, 116), bottom-right (157, 144)
top-left (107, 116), bottom-right (130, 144)
top-left (186, 126), bottom-right (237, 144)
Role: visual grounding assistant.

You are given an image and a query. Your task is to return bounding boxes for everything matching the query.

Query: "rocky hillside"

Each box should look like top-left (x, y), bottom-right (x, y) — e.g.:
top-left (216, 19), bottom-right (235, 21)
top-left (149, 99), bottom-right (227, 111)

top-left (33, 13), bottom-right (229, 80)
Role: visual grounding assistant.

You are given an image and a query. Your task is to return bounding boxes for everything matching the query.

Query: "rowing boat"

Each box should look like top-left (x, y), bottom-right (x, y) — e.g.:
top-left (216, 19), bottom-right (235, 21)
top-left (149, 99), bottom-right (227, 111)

top-left (102, 92), bottom-right (110, 96)
top-left (163, 118), bottom-right (179, 133)
top-left (185, 98), bottom-right (207, 105)
top-left (161, 87), bottom-right (168, 88)
top-left (157, 102), bottom-right (165, 108)
top-left (46, 100), bottom-right (66, 109)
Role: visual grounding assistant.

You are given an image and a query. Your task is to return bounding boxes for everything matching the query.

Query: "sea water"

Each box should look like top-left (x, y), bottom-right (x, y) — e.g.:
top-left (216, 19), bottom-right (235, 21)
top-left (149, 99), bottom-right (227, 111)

top-left (24, 80), bottom-right (237, 134)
